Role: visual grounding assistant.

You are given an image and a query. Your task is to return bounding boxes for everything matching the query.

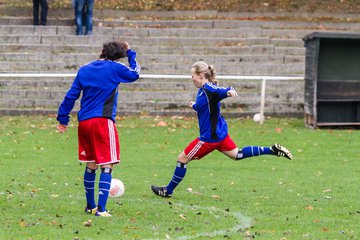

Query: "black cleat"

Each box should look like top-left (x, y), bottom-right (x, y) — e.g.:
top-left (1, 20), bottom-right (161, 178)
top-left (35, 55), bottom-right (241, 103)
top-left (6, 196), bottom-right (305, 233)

top-left (271, 143), bottom-right (293, 160)
top-left (151, 185), bottom-right (172, 198)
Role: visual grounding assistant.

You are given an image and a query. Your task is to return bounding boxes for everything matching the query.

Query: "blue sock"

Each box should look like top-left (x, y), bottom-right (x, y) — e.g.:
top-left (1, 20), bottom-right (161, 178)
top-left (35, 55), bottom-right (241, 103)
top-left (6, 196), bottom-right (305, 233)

top-left (166, 162), bottom-right (187, 194)
top-left (97, 168), bottom-right (112, 212)
top-left (236, 146), bottom-right (274, 160)
top-left (84, 167), bottom-right (96, 209)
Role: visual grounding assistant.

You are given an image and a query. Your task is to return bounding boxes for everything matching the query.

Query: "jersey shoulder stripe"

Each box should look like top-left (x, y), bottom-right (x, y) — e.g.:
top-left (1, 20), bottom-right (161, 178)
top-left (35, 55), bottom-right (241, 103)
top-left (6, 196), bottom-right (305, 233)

top-left (205, 82), bottom-right (228, 90)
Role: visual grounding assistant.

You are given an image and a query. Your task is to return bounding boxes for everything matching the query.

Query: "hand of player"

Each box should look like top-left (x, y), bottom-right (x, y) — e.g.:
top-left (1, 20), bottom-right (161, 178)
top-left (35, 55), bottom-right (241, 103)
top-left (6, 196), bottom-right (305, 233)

top-left (120, 41), bottom-right (130, 51)
top-left (227, 88), bottom-right (238, 97)
top-left (189, 101), bottom-right (195, 108)
top-left (57, 124), bottom-right (67, 133)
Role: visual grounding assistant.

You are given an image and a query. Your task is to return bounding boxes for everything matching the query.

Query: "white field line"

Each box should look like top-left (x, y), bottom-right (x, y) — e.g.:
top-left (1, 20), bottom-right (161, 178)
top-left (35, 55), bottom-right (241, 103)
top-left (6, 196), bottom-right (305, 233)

top-left (142, 200), bottom-right (252, 240)
top-left (175, 203), bottom-right (252, 240)
top-left (0, 191), bottom-right (252, 239)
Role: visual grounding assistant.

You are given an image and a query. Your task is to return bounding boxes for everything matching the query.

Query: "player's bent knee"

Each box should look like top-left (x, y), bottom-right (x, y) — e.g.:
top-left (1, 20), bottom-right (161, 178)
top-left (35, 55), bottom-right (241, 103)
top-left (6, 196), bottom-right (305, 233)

top-left (101, 167), bottom-right (112, 174)
top-left (86, 162), bottom-right (98, 170)
top-left (177, 151), bottom-right (190, 164)
top-left (221, 148), bottom-right (238, 160)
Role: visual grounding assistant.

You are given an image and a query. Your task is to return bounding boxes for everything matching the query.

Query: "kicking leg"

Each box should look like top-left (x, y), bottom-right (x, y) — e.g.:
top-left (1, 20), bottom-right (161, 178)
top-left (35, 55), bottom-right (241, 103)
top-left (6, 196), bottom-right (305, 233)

top-left (223, 144), bottom-right (292, 160)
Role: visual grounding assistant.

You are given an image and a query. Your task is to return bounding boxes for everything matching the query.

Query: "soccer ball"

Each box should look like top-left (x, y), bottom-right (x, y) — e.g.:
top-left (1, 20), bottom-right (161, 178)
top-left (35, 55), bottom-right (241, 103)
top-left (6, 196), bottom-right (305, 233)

top-left (253, 113), bottom-right (262, 122)
top-left (109, 178), bottom-right (125, 198)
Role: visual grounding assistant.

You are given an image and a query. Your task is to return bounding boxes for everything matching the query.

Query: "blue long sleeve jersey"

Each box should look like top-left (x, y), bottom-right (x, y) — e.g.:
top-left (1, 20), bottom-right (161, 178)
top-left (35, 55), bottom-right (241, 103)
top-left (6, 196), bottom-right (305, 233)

top-left (192, 82), bottom-right (232, 143)
top-left (57, 49), bottom-right (140, 125)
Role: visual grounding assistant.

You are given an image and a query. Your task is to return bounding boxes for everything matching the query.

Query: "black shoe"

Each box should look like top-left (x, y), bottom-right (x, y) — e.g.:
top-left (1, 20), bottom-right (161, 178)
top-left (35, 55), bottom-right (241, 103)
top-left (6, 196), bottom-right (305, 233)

top-left (151, 185), bottom-right (172, 198)
top-left (271, 143), bottom-right (293, 160)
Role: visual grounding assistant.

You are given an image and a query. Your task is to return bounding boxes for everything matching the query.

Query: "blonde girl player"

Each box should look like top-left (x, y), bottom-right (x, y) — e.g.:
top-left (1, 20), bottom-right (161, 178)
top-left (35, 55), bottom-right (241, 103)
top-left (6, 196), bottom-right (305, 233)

top-left (151, 61), bottom-right (292, 198)
top-left (57, 41), bottom-right (140, 216)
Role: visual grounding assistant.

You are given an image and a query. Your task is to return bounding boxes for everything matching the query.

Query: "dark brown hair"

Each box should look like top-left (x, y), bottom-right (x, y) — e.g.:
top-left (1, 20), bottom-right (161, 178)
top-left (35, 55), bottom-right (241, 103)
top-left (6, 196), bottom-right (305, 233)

top-left (100, 41), bottom-right (127, 61)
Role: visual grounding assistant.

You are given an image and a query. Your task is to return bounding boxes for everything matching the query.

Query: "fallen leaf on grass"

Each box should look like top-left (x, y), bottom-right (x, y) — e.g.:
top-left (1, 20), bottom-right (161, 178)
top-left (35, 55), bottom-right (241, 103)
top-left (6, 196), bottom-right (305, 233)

top-left (323, 188), bottom-right (332, 193)
top-left (83, 220), bottom-right (92, 227)
top-left (305, 205), bottom-right (314, 210)
top-left (19, 219), bottom-right (28, 227)
top-left (275, 128), bottom-right (282, 133)
top-left (179, 214), bottom-right (186, 220)
top-left (191, 191), bottom-right (202, 195)
top-left (125, 226), bottom-right (139, 229)
top-left (157, 121), bottom-right (168, 127)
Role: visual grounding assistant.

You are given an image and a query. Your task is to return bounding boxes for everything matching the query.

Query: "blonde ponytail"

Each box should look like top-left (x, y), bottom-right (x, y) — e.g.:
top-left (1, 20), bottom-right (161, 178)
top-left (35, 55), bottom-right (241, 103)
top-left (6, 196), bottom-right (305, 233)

top-left (191, 61), bottom-right (217, 84)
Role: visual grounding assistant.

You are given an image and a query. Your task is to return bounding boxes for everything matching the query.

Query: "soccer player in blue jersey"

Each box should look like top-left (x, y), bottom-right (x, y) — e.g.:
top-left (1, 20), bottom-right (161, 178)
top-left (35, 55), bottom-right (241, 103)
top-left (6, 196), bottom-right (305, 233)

top-left (57, 40), bottom-right (140, 216)
top-left (151, 61), bottom-right (292, 198)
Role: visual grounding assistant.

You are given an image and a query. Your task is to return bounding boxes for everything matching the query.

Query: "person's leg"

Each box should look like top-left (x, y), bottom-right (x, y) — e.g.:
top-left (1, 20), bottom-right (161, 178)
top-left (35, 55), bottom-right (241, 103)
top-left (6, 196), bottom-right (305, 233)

top-left (33, 0), bottom-right (40, 25)
top-left (81, 3), bottom-right (87, 27)
top-left (40, 0), bottom-right (48, 25)
top-left (85, 0), bottom-right (94, 35)
top-left (84, 162), bottom-right (98, 213)
top-left (151, 152), bottom-right (189, 198)
top-left (166, 152), bottom-right (189, 194)
top-left (93, 118), bottom-right (120, 216)
top-left (96, 164), bottom-right (113, 215)
top-left (78, 119), bottom-right (98, 214)
top-left (222, 144), bottom-right (292, 160)
top-left (218, 134), bottom-right (292, 160)
top-left (75, 0), bottom-right (85, 35)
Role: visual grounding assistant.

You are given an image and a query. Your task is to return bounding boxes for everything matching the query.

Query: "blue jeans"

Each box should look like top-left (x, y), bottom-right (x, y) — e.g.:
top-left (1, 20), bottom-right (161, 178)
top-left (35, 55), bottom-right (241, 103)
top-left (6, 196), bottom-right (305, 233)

top-left (75, 0), bottom-right (94, 35)
top-left (33, 0), bottom-right (48, 25)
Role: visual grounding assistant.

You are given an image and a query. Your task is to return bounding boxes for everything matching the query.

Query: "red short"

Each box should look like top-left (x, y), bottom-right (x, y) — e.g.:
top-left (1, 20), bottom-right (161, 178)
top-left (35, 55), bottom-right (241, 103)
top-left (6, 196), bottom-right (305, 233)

top-left (78, 118), bottom-right (120, 165)
top-left (184, 134), bottom-right (237, 160)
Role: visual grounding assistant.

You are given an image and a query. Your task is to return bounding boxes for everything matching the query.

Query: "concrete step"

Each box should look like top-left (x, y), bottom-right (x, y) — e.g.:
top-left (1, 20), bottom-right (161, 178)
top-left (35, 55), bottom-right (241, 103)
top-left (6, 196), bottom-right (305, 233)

top-left (0, 80), bottom-right (304, 102)
top-left (0, 107), bottom-right (303, 117)
top-left (0, 79), bottom-right (72, 90)
top-left (0, 108), bottom-right (143, 116)
top-left (0, 78), bottom-right (269, 92)
top-left (0, 24), bottom-right (318, 39)
top-left (0, 98), bottom-right (302, 112)
top-left (0, 99), bottom-right (303, 117)
top-left (0, 61), bottom-right (305, 75)
top-left (0, 43), bottom-right (284, 55)
top-left (1, 13), bottom-right (360, 31)
top-left (0, 52), bottom-right (305, 65)
top-left (0, 34), bottom-right (276, 47)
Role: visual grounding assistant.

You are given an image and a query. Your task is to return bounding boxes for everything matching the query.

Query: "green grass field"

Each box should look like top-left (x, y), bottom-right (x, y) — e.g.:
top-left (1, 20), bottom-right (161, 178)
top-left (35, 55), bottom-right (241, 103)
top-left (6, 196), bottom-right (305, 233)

top-left (0, 115), bottom-right (359, 239)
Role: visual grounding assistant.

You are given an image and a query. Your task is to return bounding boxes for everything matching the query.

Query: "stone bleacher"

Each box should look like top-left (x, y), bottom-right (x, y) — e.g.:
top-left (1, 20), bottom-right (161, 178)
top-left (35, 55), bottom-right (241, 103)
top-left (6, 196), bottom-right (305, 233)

top-left (1, 9), bottom-right (359, 117)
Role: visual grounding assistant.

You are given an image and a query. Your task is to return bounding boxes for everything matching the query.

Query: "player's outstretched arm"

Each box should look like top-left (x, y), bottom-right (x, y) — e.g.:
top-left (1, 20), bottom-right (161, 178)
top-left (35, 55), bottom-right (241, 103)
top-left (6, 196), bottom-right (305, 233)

top-left (227, 87), bottom-right (238, 97)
